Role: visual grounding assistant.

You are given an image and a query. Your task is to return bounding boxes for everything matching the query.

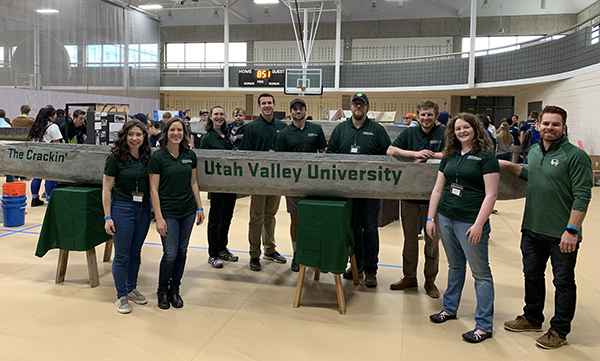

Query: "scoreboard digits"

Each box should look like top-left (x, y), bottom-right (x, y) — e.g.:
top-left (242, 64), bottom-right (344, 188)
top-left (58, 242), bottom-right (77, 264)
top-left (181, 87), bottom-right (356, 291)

top-left (238, 69), bottom-right (285, 87)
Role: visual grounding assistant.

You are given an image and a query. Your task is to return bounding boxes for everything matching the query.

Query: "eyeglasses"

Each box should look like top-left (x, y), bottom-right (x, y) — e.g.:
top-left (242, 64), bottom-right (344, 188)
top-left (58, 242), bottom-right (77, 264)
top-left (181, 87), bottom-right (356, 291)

top-left (352, 102), bottom-right (367, 108)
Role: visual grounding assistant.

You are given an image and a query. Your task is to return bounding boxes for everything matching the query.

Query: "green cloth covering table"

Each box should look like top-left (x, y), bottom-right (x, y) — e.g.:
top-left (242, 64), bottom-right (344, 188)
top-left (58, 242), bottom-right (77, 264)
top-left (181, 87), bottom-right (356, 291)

top-left (35, 187), bottom-right (111, 258)
top-left (296, 198), bottom-right (354, 274)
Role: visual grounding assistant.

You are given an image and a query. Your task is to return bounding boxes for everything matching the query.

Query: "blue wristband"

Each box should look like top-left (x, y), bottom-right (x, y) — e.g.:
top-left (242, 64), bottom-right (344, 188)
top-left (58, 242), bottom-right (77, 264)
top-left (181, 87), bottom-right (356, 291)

top-left (566, 224), bottom-right (579, 231)
top-left (427, 218), bottom-right (434, 222)
top-left (104, 216), bottom-right (112, 220)
top-left (197, 208), bottom-right (204, 211)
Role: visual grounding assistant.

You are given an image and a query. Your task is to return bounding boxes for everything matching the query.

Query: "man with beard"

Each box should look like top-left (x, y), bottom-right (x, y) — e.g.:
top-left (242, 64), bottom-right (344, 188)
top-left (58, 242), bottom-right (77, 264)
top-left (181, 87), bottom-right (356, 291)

top-left (500, 106), bottom-right (592, 349)
top-left (387, 100), bottom-right (446, 298)
top-left (274, 98), bottom-right (327, 272)
top-left (327, 92), bottom-right (391, 288)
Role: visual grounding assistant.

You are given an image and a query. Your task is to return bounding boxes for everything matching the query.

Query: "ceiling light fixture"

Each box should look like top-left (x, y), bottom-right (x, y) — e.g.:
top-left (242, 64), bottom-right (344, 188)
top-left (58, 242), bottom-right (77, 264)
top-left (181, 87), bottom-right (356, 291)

top-left (213, 8), bottom-right (219, 18)
top-left (482, 0), bottom-right (490, 9)
top-left (36, 9), bottom-right (59, 13)
top-left (263, 6), bottom-right (270, 17)
top-left (370, 1), bottom-right (378, 12)
top-left (139, 4), bottom-right (163, 10)
top-left (541, 0), bottom-right (547, 9)
top-left (254, 0), bottom-right (278, 4)
top-left (167, 11), bottom-right (173, 20)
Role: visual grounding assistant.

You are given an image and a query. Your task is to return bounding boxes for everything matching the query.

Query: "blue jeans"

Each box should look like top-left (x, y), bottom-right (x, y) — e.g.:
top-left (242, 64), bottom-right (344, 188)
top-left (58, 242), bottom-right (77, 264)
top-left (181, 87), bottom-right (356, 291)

top-left (521, 230), bottom-right (578, 338)
top-left (5, 175), bottom-right (15, 182)
top-left (158, 212), bottom-right (196, 289)
top-left (438, 214), bottom-right (494, 332)
top-left (352, 198), bottom-right (381, 275)
top-left (30, 179), bottom-right (58, 200)
top-left (111, 200), bottom-right (151, 298)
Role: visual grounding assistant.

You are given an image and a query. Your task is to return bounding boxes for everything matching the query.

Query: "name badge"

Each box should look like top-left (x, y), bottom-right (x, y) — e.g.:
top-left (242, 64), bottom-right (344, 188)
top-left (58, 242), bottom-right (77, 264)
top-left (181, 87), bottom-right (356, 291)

top-left (450, 183), bottom-right (463, 197)
top-left (350, 145), bottom-right (361, 154)
top-left (132, 192), bottom-right (144, 203)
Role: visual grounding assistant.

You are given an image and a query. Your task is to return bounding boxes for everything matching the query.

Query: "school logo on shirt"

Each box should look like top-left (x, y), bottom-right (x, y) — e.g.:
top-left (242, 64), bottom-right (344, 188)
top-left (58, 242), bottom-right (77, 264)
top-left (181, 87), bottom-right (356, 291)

top-left (308, 133), bottom-right (318, 137)
top-left (551, 159), bottom-right (559, 167)
top-left (181, 159), bottom-right (193, 164)
top-left (467, 155), bottom-right (482, 161)
top-left (363, 132), bottom-right (374, 136)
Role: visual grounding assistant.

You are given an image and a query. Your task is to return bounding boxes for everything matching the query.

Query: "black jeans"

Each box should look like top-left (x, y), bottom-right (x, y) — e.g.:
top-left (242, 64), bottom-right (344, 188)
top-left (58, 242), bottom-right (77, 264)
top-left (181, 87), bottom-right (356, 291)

top-left (521, 229), bottom-right (578, 337)
top-left (352, 198), bottom-right (381, 275)
top-left (207, 192), bottom-right (237, 257)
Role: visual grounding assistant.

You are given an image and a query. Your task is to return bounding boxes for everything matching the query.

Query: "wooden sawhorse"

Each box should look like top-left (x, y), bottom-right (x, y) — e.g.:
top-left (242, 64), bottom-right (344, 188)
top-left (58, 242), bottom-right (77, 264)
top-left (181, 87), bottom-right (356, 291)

top-left (55, 239), bottom-right (113, 288)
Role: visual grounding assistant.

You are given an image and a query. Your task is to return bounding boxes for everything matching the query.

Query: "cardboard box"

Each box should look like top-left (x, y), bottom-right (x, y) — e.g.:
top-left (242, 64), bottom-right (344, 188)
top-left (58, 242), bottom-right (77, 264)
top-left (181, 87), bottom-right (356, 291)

top-left (590, 155), bottom-right (600, 171)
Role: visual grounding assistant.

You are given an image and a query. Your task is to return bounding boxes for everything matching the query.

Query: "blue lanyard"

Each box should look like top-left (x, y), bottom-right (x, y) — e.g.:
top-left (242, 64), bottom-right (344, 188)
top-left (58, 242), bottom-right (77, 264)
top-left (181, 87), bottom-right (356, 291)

top-left (130, 156), bottom-right (141, 192)
top-left (420, 135), bottom-right (430, 150)
top-left (351, 127), bottom-right (364, 145)
top-left (454, 151), bottom-right (470, 183)
top-left (260, 117), bottom-right (277, 149)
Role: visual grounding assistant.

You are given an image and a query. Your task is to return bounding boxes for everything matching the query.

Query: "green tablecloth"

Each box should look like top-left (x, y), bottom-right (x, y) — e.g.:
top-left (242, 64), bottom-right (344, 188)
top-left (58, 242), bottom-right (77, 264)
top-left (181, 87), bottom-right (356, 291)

top-left (296, 198), bottom-right (354, 274)
top-left (35, 187), bottom-right (111, 258)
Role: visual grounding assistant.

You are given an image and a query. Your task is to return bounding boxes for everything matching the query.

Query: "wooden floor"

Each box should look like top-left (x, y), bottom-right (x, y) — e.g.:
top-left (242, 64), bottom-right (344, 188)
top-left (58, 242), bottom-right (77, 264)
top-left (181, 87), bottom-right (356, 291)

top-left (0, 180), bottom-right (599, 361)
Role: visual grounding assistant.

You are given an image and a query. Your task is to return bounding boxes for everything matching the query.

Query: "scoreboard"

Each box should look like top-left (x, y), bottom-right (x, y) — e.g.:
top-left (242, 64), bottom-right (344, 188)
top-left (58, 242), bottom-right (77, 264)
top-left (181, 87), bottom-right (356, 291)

top-left (238, 68), bottom-right (285, 87)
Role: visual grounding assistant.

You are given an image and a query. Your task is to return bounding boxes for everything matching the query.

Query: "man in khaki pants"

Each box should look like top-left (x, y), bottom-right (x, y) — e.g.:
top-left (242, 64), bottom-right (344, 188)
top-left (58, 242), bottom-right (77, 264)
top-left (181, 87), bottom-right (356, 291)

top-left (239, 93), bottom-right (288, 271)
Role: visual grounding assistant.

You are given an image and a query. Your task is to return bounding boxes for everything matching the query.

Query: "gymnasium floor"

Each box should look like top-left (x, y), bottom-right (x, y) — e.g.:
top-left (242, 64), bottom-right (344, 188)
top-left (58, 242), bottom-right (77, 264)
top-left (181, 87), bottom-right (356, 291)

top-left (0, 181), bottom-right (598, 361)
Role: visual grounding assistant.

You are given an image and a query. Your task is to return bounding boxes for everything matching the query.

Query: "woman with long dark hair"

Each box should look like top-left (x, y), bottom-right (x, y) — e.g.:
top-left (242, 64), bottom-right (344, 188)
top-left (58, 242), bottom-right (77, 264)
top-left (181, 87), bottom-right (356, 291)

top-left (102, 120), bottom-right (152, 314)
top-left (28, 107), bottom-right (63, 206)
top-left (200, 106), bottom-right (239, 268)
top-left (149, 116), bottom-right (205, 310)
top-left (426, 113), bottom-right (500, 343)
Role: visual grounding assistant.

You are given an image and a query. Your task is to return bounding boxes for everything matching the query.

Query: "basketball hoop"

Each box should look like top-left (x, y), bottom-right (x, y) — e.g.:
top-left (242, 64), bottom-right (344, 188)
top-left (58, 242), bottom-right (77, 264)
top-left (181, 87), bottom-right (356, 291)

top-left (297, 86), bottom-right (307, 96)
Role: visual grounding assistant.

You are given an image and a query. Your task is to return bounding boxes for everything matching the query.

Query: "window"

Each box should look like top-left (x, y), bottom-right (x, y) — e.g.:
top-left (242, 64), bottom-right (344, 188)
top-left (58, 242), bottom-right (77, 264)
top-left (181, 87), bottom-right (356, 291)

top-left (592, 25), bottom-right (599, 45)
top-left (64, 45), bottom-right (77, 67)
top-left (129, 44), bottom-right (158, 68)
top-left (462, 36), bottom-right (543, 57)
top-left (86, 44), bottom-right (124, 67)
top-left (166, 42), bottom-right (247, 69)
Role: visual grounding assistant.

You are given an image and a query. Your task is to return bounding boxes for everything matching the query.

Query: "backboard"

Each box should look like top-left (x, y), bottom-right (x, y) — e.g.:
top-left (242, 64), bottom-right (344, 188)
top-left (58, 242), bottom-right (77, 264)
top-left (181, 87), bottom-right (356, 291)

top-left (284, 68), bottom-right (323, 96)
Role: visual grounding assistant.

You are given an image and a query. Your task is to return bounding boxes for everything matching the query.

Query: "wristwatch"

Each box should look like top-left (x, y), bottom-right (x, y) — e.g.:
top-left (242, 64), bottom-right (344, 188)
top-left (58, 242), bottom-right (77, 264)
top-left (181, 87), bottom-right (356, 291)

top-left (565, 227), bottom-right (578, 235)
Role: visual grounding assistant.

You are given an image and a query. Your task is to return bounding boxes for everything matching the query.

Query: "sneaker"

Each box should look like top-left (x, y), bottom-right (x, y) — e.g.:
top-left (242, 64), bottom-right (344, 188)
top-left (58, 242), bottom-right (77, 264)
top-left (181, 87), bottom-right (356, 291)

top-left (365, 273), bottom-right (377, 288)
top-left (429, 310), bottom-right (457, 324)
top-left (462, 329), bottom-right (492, 343)
top-left (208, 257), bottom-right (223, 268)
top-left (290, 259), bottom-right (300, 272)
top-left (504, 315), bottom-right (542, 332)
top-left (127, 289), bottom-right (148, 305)
top-left (390, 277), bottom-right (418, 290)
top-left (424, 281), bottom-right (440, 298)
top-left (342, 266), bottom-right (363, 280)
top-left (249, 257), bottom-right (262, 271)
top-left (219, 250), bottom-right (239, 262)
top-left (536, 329), bottom-right (567, 349)
top-left (115, 296), bottom-right (131, 314)
top-left (264, 252), bottom-right (287, 264)
top-left (31, 197), bottom-right (44, 207)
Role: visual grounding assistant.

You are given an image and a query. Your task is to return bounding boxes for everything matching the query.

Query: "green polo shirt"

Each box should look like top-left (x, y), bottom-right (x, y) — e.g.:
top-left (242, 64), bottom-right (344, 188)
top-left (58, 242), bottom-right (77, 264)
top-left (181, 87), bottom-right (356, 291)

top-left (239, 115), bottom-right (288, 151)
top-left (392, 124), bottom-right (446, 152)
top-left (148, 147), bottom-right (198, 219)
top-left (103, 153), bottom-right (150, 202)
top-left (274, 121), bottom-right (327, 153)
top-left (326, 117), bottom-right (391, 155)
top-left (200, 129), bottom-right (233, 150)
top-left (438, 150), bottom-right (500, 224)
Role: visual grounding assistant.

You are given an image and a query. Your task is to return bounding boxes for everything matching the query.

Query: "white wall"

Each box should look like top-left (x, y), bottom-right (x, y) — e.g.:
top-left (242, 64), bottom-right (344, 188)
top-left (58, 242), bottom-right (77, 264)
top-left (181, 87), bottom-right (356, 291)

top-left (0, 88), bottom-right (159, 119)
top-left (513, 66), bottom-right (600, 155)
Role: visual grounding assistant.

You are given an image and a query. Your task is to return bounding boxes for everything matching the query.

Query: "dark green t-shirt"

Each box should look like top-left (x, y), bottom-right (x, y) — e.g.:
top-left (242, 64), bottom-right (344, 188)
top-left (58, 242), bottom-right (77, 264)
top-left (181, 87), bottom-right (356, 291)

top-left (326, 117), bottom-right (391, 155)
top-left (103, 153), bottom-right (150, 202)
top-left (239, 115), bottom-right (288, 151)
top-left (438, 150), bottom-right (499, 224)
top-left (148, 147), bottom-right (198, 219)
top-left (274, 121), bottom-right (327, 153)
top-left (392, 124), bottom-right (446, 152)
top-left (200, 129), bottom-right (233, 150)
